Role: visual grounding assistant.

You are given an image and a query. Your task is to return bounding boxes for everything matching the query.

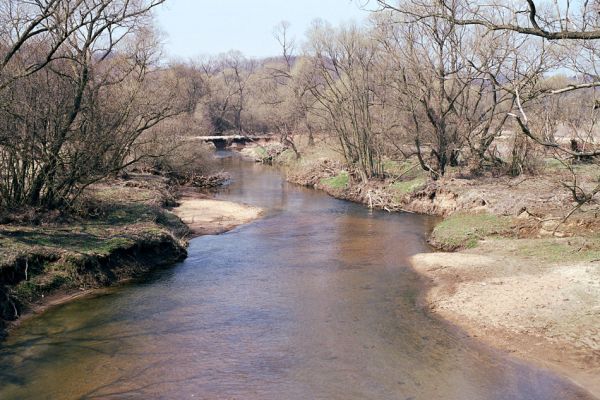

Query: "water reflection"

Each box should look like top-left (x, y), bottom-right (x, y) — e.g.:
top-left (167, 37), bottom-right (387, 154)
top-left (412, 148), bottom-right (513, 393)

top-left (0, 154), bottom-right (594, 399)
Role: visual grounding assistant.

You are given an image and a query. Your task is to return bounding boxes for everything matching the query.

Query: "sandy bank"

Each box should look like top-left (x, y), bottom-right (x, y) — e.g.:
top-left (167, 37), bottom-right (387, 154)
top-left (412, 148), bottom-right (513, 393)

top-left (173, 197), bottom-right (263, 236)
top-left (411, 249), bottom-right (600, 396)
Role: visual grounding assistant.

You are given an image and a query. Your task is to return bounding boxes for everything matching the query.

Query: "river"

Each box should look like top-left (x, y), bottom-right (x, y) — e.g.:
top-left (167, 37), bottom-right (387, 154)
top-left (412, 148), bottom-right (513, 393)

top-left (0, 154), bottom-right (593, 399)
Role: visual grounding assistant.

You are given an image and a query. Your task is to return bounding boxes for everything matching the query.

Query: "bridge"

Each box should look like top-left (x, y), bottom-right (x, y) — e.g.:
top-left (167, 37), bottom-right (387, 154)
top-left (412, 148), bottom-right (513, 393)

top-left (190, 135), bottom-right (275, 149)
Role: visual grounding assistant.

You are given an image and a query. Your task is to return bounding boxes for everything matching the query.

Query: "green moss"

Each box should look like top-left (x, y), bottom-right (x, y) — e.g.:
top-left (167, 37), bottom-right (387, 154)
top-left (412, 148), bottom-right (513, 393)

top-left (431, 213), bottom-right (513, 250)
top-left (320, 172), bottom-right (349, 190)
top-left (12, 272), bottom-right (74, 303)
top-left (390, 177), bottom-right (427, 197)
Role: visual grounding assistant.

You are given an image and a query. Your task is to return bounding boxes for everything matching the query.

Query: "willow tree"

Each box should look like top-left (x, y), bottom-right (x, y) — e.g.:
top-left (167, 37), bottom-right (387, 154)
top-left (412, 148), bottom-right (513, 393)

top-left (305, 21), bottom-right (383, 181)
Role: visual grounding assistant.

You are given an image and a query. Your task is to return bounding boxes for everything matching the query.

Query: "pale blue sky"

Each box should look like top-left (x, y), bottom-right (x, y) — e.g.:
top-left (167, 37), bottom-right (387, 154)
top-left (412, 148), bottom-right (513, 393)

top-left (156, 0), bottom-right (374, 59)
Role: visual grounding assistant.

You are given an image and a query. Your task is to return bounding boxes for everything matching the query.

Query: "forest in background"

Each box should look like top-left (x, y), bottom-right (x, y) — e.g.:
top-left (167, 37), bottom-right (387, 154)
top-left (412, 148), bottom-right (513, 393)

top-left (1, 0), bottom-right (600, 216)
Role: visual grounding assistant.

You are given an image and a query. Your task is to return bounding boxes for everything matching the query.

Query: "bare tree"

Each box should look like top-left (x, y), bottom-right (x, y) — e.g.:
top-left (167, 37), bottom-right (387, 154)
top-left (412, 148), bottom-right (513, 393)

top-left (305, 21), bottom-right (383, 181)
top-left (0, 0), bottom-right (199, 210)
top-left (376, 0), bottom-right (600, 40)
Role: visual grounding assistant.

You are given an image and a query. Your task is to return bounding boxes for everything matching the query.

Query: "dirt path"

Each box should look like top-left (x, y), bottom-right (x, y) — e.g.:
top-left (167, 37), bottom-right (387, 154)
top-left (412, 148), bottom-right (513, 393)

top-left (173, 196), bottom-right (263, 236)
top-left (410, 248), bottom-right (600, 397)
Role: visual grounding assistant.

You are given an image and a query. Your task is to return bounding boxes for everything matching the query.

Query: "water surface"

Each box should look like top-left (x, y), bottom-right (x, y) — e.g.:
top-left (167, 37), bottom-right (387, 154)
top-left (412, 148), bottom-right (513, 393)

top-left (0, 155), bottom-right (594, 399)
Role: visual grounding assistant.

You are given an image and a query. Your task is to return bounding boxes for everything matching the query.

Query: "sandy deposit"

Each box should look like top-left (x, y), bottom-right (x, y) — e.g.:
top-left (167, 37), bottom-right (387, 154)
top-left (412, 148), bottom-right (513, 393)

top-left (173, 197), bottom-right (263, 236)
top-left (411, 249), bottom-right (600, 397)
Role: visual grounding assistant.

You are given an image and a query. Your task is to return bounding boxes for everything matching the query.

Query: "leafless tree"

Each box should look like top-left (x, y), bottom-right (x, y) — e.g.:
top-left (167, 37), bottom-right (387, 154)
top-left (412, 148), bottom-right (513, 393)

top-left (305, 21), bottom-right (384, 181)
top-left (0, 0), bottom-right (199, 210)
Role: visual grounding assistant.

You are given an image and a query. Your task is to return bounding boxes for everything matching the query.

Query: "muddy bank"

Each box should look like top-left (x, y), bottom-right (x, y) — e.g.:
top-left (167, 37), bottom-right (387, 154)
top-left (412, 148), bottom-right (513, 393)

top-left (0, 229), bottom-right (186, 338)
top-left (0, 175), bottom-right (262, 339)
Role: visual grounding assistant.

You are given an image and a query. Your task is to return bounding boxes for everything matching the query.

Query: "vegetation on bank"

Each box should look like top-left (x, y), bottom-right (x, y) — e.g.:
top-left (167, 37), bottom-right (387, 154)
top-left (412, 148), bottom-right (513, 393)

top-left (482, 236), bottom-right (600, 265)
top-left (429, 213), bottom-right (514, 251)
top-left (0, 174), bottom-right (194, 337)
top-left (243, 139), bottom-right (600, 254)
top-left (321, 172), bottom-right (350, 190)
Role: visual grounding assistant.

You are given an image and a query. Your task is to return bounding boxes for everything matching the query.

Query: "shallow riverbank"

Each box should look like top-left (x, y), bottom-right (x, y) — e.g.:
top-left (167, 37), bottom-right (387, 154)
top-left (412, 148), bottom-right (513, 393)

top-left (0, 175), bottom-right (263, 338)
top-left (411, 248), bottom-right (600, 396)
top-left (172, 190), bottom-right (263, 236)
top-left (242, 142), bottom-right (600, 398)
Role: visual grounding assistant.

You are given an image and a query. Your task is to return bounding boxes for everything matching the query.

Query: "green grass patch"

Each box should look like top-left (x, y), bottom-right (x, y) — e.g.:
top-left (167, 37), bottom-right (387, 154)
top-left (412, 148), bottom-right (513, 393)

top-left (0, 186), bottom-right (185, 266)
top-left (543, 157), bottom-right (566, 171)
top-left (390, 177), bottom-right (427, 198)
top-left (320, 172), bottom-right (349, 190)
top-left (0, 223), bottom-right (139, 255)
top-left (93, 186), bottom-right (157, 204)
top-left (542, 157), bottom-right (600, 180)
top-left (383, 158), bottom-right (426, 179)
top-left (431, 213), bottom-right (513, 250)
top-left (383, 159), bottom-right (403, 175)
top-left (96, 237), bottom-right (137, 255)
top-left (99, 204), bottom-right (159, 226)
top-left (275, 149), bottom-right (297, 164)
top-left (0, 228), bottom-right (106, 253)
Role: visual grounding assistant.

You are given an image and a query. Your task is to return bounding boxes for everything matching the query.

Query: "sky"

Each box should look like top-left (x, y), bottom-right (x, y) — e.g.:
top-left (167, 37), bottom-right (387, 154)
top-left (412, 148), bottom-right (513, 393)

top-left (155, 0), bottom-right (374, 60)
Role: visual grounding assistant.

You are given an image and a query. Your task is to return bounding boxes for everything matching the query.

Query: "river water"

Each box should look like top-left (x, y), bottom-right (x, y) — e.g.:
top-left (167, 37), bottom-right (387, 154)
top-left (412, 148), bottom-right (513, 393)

top-left (0, 154), bottom-right (594, 399)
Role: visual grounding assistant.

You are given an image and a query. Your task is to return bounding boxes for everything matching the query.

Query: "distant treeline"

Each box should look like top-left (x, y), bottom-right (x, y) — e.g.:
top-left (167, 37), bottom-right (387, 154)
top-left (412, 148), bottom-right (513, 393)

top-left (1, 0), bottom-right (599, 211)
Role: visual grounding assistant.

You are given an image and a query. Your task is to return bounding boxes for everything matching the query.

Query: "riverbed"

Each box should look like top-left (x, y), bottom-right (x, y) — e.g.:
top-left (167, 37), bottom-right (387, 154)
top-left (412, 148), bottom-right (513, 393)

top-left (0, 154), bottom-right (594, 399)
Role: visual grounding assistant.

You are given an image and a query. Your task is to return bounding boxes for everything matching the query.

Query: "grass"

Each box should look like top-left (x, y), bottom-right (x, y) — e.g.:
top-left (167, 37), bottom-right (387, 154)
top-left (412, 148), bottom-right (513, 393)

top-left (92, 186), bottom-right (158, 204)
top-left (390, 177), bottom-right (427, 198)
top-left (542, 157), bottom-right (600, 180)
top-left (489, 236), bottom-right (600, 264)
top-left (431, 213), bottom-right (513, 250)
top-left (0, 176), bottom-right (187, 281)
top-left (0, 173), bottom-right (194, 327)
top-left (255, 146), bottom-right (268, 159)
top-left (13, 272), bottom-right (74, 302)
top-left (320, 172), bottom-right (349, 190)
top-left (0, 202), bottom-right (178, 261)
top-left (383, 159), bottom-right (424, 179)
top-left (276, 149), bottom-right (297, 164)
top-left (543, 157), bottom-right (566, 171)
